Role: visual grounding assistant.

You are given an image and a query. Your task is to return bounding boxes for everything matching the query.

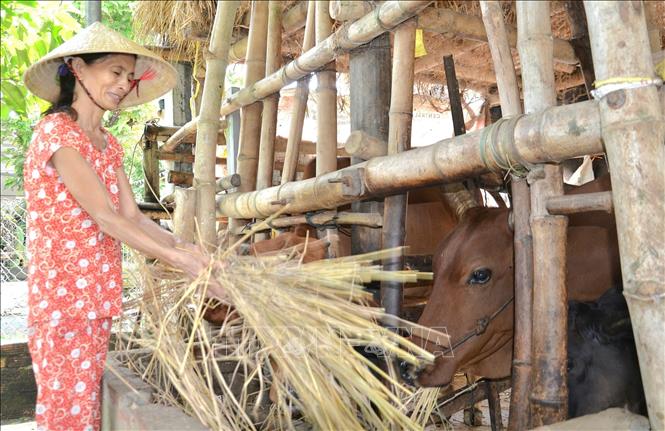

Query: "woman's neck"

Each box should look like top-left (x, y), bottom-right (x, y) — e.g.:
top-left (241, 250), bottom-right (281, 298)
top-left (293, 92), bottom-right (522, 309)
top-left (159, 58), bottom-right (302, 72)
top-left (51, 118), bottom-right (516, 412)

top-left (71, 94), bottom-right (105, 133)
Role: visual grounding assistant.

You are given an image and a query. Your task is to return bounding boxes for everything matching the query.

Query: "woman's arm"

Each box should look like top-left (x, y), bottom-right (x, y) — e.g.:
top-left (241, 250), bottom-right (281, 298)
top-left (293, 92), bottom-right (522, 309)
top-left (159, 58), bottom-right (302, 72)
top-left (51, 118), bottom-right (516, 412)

top-left (51, 147), bottom-right (208, 279)
top-left (115, 167), bottom-right (204, 254)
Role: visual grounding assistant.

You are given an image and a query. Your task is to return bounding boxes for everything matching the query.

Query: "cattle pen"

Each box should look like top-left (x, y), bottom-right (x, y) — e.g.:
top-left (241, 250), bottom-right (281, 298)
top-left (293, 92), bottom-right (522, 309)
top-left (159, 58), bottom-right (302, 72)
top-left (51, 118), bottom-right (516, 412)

top-left (27, 1), bottom-right (661, 430)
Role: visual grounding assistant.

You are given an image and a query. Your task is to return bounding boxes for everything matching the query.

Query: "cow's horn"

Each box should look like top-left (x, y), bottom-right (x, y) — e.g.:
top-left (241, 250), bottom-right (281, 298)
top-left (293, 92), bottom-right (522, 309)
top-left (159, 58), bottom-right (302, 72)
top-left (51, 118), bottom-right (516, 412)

top-left (441, 183), bottom-right (479, 219)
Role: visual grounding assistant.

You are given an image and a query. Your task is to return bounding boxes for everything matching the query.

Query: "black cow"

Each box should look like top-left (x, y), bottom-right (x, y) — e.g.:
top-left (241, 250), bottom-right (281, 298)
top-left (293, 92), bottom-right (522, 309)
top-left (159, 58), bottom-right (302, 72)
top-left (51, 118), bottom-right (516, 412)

top-left (567, 286), bottom-right (646, 417)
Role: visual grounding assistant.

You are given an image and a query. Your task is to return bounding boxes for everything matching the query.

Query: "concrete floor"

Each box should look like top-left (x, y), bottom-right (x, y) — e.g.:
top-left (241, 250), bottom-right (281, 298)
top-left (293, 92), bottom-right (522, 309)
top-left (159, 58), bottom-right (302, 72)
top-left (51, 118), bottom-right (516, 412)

top-left (0, 420), bottom-right (36, 431)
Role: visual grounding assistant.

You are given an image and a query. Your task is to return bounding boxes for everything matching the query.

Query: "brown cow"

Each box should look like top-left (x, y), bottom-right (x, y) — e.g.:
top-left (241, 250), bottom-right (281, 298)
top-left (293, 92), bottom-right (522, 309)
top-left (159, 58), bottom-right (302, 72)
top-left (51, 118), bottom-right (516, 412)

top-left (409, 175), bottom-right (620, 387)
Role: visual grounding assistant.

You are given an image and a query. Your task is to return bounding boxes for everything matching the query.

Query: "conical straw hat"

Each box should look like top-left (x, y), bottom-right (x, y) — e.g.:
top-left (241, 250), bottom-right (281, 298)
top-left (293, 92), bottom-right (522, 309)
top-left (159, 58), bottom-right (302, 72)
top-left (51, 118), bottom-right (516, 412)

top-left (24, 22), bottom-right (176, 109)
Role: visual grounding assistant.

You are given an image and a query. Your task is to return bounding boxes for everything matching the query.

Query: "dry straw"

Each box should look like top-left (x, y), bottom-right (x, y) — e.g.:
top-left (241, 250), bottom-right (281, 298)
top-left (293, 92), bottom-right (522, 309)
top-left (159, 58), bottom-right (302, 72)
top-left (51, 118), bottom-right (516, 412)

top-left (117, 227), bottom-right (448, 430)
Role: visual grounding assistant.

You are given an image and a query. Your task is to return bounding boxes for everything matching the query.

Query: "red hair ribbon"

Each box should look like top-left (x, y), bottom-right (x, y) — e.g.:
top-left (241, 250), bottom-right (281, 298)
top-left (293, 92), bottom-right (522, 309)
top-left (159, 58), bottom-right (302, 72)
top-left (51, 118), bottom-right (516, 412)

top-left (129, 67), bottom-right (157, 98)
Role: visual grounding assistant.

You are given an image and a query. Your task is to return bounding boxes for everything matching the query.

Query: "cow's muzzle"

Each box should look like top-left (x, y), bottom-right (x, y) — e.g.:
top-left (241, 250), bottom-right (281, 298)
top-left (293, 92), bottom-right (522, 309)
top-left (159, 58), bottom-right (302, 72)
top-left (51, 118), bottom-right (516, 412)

top-left (398, 360), bottom-right (422, 386)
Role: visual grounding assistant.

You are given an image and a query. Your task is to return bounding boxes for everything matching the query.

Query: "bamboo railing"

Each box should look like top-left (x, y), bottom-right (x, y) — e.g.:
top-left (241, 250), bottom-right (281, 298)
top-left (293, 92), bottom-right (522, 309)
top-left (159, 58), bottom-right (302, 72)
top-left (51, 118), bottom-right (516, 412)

top-left (217, 100), bottom-right (604, 219)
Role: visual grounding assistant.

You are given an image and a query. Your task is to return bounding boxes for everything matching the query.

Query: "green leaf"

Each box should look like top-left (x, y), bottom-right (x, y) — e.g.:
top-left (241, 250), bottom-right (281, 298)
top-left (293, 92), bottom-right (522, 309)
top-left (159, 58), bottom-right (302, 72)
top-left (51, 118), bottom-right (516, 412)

top-left (33, 39), bottom-right (47, 58)
top-left (1, 80), bottom-right (26, 115)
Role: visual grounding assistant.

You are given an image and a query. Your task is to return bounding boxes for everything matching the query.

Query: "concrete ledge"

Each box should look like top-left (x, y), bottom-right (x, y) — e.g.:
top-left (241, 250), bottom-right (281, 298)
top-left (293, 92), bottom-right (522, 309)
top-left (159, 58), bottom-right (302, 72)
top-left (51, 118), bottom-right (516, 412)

top-left (102, 351), bottom-right (208, 431)
top-left (531, 407), bottom-right (649, 431)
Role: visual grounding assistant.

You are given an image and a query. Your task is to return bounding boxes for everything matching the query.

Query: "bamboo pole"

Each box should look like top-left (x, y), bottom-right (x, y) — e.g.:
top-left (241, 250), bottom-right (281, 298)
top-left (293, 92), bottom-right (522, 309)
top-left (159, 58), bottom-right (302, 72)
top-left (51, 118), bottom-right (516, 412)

top-left (228, 1), bottom-right (269, 241)
top-left (517, 2), bottom-right (568, 426)
top-left (228, 1), bottom-right (308, 63)
top-left (382, 19), bottom-right (417, 319)
top-left (164, 0), bottom-right (432, 149)
top-left (217, 100), bottom-right (604, 219)
top-left (216, 174), bottom-right (241, 193)
top-left (256, 1), bottom-right (283, 192)
top-left (315, 0), bottom-right (341, 258)
top-left (584, 3), bottom-right (665, 429)
top-left (546, 191), bottom-right (613, 215)
top-left (344, 130), bottom-right (387, 160)
top-left (315, 0), bottom-right (338, 177)
top-left (254, 1), bottom-right (283, 242)
top-left (173, 187), bottom-right (197, 243)
top-left (417, 7), bottom-right (578, 71)
top-left (193, 0), bottom-right (239, 250)
top-left (281, 1), bottom-right (316, 184)
top-left (230, 211), bottom-right (383, 234)
top-left (479, 2), bottom-right (532, 430)
top-left (329, 1), bottom-right (374, 22)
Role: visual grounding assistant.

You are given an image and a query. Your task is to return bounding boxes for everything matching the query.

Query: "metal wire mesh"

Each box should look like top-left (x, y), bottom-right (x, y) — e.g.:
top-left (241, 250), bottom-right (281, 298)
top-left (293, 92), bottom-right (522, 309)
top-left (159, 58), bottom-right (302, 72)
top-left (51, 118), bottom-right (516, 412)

top-left (1, 197), bottom-right (27, 283)
top-left (0, 197), bottom-right (138, 344)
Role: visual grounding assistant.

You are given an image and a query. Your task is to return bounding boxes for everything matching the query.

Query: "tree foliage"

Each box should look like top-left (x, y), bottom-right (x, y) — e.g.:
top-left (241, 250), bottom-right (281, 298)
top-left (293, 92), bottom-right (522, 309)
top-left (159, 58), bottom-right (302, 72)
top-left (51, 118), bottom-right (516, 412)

top-left (1, 0), bottom-right (157, 196)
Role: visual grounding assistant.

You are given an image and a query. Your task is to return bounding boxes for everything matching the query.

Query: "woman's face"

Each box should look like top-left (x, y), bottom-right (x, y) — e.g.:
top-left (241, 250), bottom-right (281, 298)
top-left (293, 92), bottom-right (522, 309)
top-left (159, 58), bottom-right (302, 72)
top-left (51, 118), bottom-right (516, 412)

top-left (73, 54), bottom-right (137, 110)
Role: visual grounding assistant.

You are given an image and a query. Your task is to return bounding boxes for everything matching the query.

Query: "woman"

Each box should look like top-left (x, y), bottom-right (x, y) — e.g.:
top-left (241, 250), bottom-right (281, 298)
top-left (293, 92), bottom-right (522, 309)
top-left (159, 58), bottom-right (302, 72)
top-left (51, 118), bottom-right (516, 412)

top-left (22, 22), bottom-right (211, 431)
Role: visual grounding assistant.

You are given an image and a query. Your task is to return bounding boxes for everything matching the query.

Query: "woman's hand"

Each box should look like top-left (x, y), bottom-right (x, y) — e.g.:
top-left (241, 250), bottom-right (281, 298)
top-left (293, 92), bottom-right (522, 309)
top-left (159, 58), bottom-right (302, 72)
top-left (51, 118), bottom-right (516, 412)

top-left (171, 243), bottom-right (210, 280)
top-left (171, 241), bottom-right (227, 301)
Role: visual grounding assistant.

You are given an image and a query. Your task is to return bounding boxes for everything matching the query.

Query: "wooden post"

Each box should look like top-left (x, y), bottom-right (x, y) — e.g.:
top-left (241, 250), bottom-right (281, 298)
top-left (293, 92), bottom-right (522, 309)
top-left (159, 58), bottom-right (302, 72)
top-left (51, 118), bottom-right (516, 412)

top-left (193, 0), bottom-right (239, 251)
top-left (226, 87), bottom-right (241, 175)
top-left (443, 55), bottom-right (466, 136)
top-left (517, 2), bottom-right (568, 426)
top-left (584, 2), bottom-right (665, 429)
top-left (281, 1), bottom-right (316, 184)
top-left (142, 135), bottom-right (160, 204)
top-left (349, 33), bottom-right (391, 255)
top-left (479, 2), bottom-right (533, 430)
top-left (381, 19), bottom-right (416, 319)
top-left (229, 1), bottom-right (269, 242)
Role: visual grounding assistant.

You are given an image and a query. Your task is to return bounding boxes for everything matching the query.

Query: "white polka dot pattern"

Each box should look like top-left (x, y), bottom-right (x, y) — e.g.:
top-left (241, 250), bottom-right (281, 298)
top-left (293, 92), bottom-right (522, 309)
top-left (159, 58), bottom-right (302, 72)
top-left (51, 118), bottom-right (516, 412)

top-left (24, 113), bottom-right (124, 323)
top-left (28, 318), bottom-right (111, 431)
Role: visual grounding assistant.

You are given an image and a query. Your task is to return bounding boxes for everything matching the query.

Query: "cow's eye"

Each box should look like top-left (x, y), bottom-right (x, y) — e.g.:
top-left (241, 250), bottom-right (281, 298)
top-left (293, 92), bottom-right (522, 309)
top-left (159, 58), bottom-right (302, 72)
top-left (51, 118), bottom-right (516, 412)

top-left (468, 268), bottom-right (492, 285)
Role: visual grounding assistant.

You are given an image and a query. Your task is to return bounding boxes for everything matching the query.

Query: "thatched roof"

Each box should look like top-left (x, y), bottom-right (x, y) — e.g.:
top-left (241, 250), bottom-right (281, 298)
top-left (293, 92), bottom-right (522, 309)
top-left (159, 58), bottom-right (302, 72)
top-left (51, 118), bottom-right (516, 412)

top-left (133, 1), bottom-right (665, 102)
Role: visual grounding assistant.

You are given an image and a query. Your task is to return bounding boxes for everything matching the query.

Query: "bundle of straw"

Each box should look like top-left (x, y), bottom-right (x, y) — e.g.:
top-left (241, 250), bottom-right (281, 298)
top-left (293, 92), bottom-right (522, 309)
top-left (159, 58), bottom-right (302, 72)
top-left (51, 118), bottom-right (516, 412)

top-left (117, 241), bottom-right (446, 430)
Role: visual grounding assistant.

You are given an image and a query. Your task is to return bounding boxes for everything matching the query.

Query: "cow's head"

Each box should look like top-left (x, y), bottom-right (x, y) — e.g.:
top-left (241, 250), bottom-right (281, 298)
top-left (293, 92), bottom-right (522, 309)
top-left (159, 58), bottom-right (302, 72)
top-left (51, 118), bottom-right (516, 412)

top-left (406, 207), bottom-right (515, 387)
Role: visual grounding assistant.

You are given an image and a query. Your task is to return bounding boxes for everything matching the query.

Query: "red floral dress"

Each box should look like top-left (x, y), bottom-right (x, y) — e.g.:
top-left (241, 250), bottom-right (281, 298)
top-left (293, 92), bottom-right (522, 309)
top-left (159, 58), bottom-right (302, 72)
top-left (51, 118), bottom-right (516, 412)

top-left (24, 112), bottom-right (125, 431)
